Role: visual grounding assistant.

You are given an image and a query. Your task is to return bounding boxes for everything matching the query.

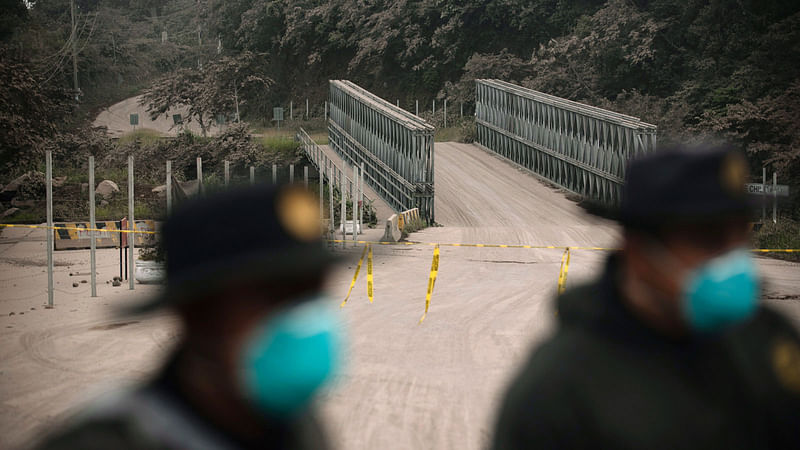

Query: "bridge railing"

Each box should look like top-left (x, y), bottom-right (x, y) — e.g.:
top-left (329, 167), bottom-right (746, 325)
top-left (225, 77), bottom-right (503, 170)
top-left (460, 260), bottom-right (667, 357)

top-left (475, 79), bottom-right (657, 205)
top-left (328, 80), bottom-right (435, 221)
top-left (296, 128), bottom-right (373, 204)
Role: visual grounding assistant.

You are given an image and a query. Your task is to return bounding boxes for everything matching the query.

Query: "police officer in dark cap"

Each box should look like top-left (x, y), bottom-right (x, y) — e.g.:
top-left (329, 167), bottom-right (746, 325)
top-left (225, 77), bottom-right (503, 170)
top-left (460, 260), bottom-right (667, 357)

top-left (493, 145), bottom-right (800, 449)
top-left (39, 184), bottom-right (342, 449)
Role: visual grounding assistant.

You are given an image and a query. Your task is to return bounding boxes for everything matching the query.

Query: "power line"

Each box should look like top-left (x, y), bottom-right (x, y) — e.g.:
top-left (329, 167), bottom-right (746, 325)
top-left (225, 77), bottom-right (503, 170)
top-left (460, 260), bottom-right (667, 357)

top-left (71, 0), bottom-right (79, 98)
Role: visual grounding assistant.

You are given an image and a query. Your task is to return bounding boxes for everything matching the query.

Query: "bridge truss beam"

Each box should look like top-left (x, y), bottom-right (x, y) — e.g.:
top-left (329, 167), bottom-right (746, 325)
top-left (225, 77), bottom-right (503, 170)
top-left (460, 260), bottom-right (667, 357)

top-left (328, 80), bottom-right (435, 221)
top-left (475, 79), bottom-right (657, 205)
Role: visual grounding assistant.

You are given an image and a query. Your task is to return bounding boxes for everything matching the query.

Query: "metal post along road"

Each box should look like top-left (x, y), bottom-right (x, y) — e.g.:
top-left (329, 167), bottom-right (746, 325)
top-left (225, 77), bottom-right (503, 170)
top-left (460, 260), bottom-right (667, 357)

top-left (89, 156), bottom-right (97, 297)
top-left (46, 151), bottom-right (54, 308)
top-left (128, 155), bottom-right (135, 290)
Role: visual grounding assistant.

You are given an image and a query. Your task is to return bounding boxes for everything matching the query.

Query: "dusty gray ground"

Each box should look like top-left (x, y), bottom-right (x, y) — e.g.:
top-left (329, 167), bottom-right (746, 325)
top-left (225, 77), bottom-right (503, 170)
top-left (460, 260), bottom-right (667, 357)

top-left (1, 142), bottom-right (798, 449)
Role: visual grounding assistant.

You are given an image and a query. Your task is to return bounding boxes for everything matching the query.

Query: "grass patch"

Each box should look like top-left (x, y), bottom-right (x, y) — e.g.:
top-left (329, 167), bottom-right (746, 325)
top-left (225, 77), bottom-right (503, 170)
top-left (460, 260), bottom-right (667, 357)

top-left (308, 132), bottom-right (329, 145)
top-left (1, 209), bottom-right (46, 224)
top-left (50, 167), bottom-right (128, 186)
top-left (117, 128), bottom-right (166, 146)
top-left (752, 218), bottom-right (800, 262)
top-left (401, 217), bottom-right (428, 239)
top-left (434, 118), bottom-right (476, 143)
top-left (252, 119), bottom-right (329, 146)
top-left (434, 127), bottom-right (463, 142)
top-left (259, 133), bottom-right (300, 157)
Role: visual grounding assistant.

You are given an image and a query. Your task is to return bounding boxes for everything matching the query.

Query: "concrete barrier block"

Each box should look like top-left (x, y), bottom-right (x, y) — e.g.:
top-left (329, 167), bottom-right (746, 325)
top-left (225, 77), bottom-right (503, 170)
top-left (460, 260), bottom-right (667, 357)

top-left (381, 214), bottom-right (401, 242)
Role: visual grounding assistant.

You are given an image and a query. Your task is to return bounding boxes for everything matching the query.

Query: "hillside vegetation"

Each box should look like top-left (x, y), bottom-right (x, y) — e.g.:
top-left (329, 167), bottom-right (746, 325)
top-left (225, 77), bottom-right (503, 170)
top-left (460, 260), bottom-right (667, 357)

top-left (1, 0), bottom-right (798, 218)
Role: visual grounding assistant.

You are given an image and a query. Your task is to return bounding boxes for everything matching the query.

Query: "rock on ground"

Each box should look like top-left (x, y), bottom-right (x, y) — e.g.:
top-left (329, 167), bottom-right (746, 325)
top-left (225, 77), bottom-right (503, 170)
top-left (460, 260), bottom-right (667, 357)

top-left (95, 180), bottom-right (120, 199)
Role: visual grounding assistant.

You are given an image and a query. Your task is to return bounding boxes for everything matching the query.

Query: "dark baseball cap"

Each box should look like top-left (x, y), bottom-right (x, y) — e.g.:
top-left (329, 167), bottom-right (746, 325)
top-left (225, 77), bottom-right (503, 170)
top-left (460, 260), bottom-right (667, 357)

top-left (131, 183), bottom-right (336, 313)
top-left (620, 144), bottom-right (754, 230)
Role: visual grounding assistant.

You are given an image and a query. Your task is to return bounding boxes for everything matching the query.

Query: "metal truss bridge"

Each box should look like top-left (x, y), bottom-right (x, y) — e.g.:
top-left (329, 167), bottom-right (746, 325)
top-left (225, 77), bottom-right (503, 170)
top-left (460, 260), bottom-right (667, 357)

top-left (476, 79), bottom-right (657, 205)
top-left (318, 79), bottom-right (656, 222)
top-left (328, 80), bottom-right (435, 221)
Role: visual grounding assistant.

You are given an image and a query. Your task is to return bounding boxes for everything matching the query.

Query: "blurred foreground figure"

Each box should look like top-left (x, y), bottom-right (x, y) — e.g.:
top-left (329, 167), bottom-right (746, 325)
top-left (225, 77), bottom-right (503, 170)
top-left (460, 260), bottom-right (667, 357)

top-left (41, 185), bottom-right (341, 450)
top-left (494, 146), bottom-right (800, 449)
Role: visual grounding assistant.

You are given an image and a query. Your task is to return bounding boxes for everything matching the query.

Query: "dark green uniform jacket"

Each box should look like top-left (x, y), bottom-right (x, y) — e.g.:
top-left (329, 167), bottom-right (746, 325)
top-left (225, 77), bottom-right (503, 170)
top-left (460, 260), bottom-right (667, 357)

top-left (37, 354), bottom-right (329, 450)
top-left (494, 254), bottom-right (800, 450)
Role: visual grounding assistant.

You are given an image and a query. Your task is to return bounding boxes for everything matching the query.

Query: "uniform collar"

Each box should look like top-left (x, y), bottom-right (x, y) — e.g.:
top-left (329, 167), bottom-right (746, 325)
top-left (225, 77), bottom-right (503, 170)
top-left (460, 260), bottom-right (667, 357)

top-left (149, 351), bottom-right (294, 449)
top-left (557, 253), bottom-right (702, 347)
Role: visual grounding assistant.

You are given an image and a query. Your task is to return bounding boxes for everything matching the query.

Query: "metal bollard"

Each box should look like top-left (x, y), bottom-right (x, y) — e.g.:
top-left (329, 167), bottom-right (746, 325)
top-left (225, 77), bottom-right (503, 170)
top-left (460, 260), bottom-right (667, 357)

top-left (89, 156), bottom-right (97, 297)
top-left (46, 151), bottom-right (54, 308)
top-left (166, 160), bottom-right (173, 215)
top-left (128, 155), bottom-right (135, 290)
top-left (224, 160), bottom-right (230, 187)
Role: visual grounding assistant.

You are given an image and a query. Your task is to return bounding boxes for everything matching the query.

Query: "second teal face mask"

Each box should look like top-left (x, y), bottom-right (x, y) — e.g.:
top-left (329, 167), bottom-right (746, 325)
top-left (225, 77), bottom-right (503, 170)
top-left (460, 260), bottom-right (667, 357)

top-left (238, 296), bottom-right (342, 417)
top-left (682, 248), bottom-right (760, 333)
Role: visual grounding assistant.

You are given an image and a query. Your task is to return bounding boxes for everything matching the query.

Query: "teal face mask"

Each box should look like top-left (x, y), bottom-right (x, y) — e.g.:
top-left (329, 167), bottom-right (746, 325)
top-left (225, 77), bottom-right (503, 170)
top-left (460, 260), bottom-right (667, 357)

top-left (238, 296), bottom-right (342, 417)
top-left (682, 248), bottom-right (760, 333)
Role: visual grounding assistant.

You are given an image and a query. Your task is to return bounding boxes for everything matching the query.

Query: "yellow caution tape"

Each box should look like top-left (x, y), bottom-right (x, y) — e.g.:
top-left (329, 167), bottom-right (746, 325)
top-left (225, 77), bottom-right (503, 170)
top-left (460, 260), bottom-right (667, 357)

top-left (0, 223), bottom-right (157, 235)
top-left (324, 238), bottom-right (798, 253)
top-left (4, 225), bottom-right (795, 253)
top-left (419, 245), bottom-right (440, 324)
top-left (367, 244), bottom-right (374, 303)
top-left (341, 245), bottom-right (368, 308)
top-left (327, 238), bottom-right (614, 250)
top-left (557, 247), bottom-right (571, 295)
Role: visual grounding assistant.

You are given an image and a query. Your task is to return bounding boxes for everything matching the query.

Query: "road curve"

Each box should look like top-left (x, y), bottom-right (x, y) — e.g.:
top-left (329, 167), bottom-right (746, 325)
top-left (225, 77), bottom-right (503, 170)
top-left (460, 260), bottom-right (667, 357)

top-left (93, 95), bottom-right (222, 138)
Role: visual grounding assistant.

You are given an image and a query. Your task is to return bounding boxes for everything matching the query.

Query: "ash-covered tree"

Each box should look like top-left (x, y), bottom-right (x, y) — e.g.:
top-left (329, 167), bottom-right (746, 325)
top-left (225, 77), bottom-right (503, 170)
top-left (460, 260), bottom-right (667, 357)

top-left (140, 51), bottom-right (273, 136)
top-left (0, 46), bottom-right (73, 171)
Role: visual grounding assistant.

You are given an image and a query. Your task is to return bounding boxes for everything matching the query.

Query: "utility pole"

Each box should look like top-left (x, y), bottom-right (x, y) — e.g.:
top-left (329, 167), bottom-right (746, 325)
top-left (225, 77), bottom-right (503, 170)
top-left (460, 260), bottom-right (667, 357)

top-left (70, 0), bottom-right (79, 100)
top-left (111, 32), bottom-right (117, 65)
top-left (234, 82), bottom-right (240, 123)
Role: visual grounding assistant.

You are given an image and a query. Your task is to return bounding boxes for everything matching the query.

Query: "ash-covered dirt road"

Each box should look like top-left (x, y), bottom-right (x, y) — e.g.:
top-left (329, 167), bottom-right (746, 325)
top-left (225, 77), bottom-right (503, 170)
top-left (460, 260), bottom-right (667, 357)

top-left (93, 95), bottom-right (222, 138)
top-left (1, 143), bottom-right (798, 449)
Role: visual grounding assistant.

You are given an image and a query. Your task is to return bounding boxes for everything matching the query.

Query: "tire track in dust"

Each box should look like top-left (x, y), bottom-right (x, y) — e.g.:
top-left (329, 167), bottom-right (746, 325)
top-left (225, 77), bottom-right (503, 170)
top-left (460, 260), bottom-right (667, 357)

top-left (327, 142), bottom-right (604, 449)
top-left (18, 315), bottom-right (177, 374)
